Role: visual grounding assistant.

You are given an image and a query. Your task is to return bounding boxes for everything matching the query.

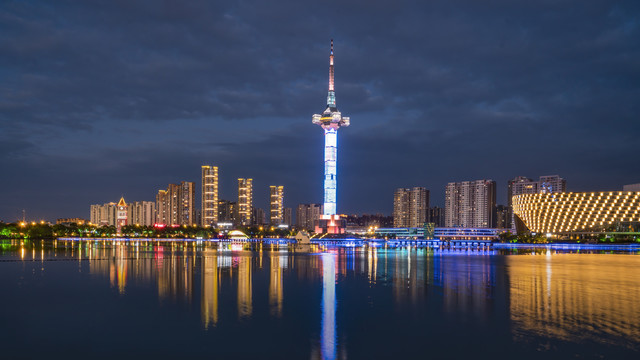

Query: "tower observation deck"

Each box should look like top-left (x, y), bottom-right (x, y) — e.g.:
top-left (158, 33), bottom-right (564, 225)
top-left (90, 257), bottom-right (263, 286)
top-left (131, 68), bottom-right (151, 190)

top-left (312, 40), bottom-right (350, 233)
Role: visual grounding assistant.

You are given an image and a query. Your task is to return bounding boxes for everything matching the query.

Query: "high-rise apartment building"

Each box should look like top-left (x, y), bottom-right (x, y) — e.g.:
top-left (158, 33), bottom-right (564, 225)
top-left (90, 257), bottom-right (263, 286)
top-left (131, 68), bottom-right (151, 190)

top-left (445, 180), bottom-right (496, 228)
top-left (270, 185), bottom-right (284, 225)
top-left (495, 205), bottom-right (509, 229)
top-left (284, 208), bottom-right (292, 226)
top-left (155, 189), bottom-right (169, 225)
top-left (538, 175), bottom-right (566, 194)
top-left (90, 202), bottom-right (117, 226)
top-left (128, 201), bottom-right (155, 226)
top-left (179, 181), bottom-right (196, 225)
top-left (155, 182), bottom-right (195, 226)
top-left (296, 204), bottom-right (323, 231)
top-left (427, 207), bottom-right (445, 227)
top-left (252, 207), bottom-right (265, 226)
top-left (238, 178), bottom-right (253, 226)
top-left (167, 183), bottom-right (180, 225)
top-left (393, 189), bottom-right (410, 227)
top-left (394, 187), bottom-right (429, 227)
top-left (218, 200), bottom-right (237, 225)
top-left (409, 187), bottom-right (429, 227)
top-left (201, 165), bottom-right (219, 227)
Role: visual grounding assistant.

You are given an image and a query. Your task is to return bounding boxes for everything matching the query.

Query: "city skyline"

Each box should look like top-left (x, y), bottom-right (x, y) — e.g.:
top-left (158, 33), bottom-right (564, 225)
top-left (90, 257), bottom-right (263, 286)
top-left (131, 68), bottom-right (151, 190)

top-left (1, 1), bottom-right (639, 221)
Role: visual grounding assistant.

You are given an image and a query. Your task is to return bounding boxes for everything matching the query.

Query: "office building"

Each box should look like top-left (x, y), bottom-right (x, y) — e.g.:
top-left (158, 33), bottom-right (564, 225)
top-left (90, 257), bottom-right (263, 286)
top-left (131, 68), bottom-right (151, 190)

top-left (445, 180), bottom-right (496, 228)
top-left (296, 204), bottom-right (323, 231)
top-left (201, 165), bottom-right (219, 227)
top-left (394, 187), bottom-right (429, 227)
top-left (270, 185), bottom-right (284, 225)
top-left (128, 201), bottom-right (155, 226)
top-left (238, 178), bottom-right (253, 226)
top-left (513, 191), bottom-right (640, 234)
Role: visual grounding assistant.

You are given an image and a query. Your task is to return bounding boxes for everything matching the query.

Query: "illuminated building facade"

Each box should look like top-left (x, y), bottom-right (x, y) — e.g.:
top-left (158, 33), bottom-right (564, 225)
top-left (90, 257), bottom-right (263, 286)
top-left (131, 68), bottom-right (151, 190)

top-left (394, 187), bottom-right (429, 228)
top-left (512, 191), bottom-right (640, 234)
top-left (238, 178), bottom-right (253, 226)
top-left (201, 165), bottom-right (219, 227)
top-left (270, 185), bottom-right (284, 225)
top-left (445, 180), bottom-right (496, 228)
top-left (508, 175), bottom-right (566, 231)
top-left (312, 40), bottom-right (350, 234)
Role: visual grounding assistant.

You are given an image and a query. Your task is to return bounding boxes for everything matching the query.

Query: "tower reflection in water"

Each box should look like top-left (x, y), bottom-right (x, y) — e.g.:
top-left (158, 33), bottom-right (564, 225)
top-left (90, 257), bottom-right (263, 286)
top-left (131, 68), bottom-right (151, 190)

top-left (320, 252), bottom-right (337, 360)
top-left (39, 240), bottom-right (640, 354)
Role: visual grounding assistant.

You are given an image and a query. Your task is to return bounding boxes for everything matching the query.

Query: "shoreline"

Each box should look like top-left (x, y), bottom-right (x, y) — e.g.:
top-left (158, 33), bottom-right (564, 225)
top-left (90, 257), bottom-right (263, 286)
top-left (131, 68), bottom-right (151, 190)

top-left (35, 237), bottom-right (640, 251)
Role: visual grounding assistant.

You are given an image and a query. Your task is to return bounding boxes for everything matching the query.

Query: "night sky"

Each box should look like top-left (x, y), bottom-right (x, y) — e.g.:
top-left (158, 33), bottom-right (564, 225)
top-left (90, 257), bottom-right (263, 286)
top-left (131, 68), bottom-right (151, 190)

top-left (1, 1), bottom-right (639, 222)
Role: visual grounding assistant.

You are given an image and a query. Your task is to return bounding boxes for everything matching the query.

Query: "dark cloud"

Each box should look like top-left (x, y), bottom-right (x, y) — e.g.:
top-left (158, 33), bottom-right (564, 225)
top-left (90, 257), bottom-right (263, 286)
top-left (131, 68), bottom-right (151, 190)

top-left (1, 0), bottom-right (639, 221)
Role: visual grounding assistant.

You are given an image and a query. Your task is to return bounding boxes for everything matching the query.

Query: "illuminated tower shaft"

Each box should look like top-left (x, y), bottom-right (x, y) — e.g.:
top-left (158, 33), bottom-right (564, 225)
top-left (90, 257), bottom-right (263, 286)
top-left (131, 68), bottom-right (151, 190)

top-left (323, 129), bottom-right (337, 215)
top-left (313, 40), bottom-right (350, 217)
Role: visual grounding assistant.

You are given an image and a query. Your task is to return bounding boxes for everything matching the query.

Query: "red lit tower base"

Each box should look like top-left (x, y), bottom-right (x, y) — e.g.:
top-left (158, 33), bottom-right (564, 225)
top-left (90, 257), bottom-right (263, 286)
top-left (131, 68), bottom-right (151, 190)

top-left (315, 214), bottom-right (347, 235)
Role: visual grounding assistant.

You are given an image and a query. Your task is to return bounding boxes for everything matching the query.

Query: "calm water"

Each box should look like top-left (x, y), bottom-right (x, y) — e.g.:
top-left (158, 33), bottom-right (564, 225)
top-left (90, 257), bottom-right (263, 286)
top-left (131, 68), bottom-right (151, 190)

top-left (1, 240), bottom-right (640, 359)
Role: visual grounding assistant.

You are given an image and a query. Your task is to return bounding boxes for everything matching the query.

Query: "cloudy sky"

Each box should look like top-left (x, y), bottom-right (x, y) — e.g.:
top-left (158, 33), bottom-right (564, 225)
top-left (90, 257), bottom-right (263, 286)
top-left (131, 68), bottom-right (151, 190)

top-left (1, 0), bottom-right (639, 222)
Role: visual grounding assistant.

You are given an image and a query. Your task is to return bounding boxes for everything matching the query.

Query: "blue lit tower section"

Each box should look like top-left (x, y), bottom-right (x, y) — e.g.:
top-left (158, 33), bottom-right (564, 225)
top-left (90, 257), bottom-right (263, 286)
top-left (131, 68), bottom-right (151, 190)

top-left (312, 40), bottom-right (350, 234)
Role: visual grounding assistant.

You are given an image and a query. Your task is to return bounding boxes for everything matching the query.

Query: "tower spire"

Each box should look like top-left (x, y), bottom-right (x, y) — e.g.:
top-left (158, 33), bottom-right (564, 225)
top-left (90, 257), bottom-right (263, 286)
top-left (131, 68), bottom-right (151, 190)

top-left (327, 39), bottom-right (335, 107)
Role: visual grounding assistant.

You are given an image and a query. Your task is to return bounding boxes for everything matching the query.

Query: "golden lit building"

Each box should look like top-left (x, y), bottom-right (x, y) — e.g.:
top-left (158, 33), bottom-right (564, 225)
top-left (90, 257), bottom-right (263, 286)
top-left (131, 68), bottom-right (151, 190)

top-left (238, 178), bottom-right (253, 226)
top-left (201, 165), bottom-right (219, 227)
top-left (512, 191), bottom-right (640, 234)
top-left (270, 185), bottom-right (284, 226)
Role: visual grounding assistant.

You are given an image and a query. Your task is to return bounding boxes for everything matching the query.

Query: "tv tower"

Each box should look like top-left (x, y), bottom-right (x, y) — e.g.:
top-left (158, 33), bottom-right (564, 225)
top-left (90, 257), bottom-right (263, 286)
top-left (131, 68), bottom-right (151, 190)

top-left (312, 39), bottom-right (350, 234)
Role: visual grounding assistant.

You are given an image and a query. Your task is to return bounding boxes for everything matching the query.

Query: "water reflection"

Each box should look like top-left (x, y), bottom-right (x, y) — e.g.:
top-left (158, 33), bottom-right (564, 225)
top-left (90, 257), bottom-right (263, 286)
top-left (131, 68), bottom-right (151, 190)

top-left (269, 251), bottom-right (285, 317)
top-left (3, 240), bottom-right (640, 357)
top-left (201, 249), bottom-right (218, 327)
top-left (320, 252), bottom-right (337, 360)
top-left (508, 254), bottom-right (640, 349)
